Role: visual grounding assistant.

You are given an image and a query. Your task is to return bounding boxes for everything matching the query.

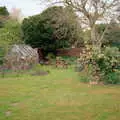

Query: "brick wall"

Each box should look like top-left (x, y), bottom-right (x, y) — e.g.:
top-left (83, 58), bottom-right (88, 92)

top-left (56, 48), bottom-right (83, 57)
top-left (37, 48), bottom-right (83, 61)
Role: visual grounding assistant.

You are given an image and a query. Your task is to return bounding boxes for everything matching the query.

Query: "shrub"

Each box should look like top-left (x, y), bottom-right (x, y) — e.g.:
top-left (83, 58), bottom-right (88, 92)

top-left (0, 47), bottom-right (5, 65)
top-left (97, 23), bottom-right (120, 49)
top-left (0, 6), bottom-right (9, 28)
top-left (78, 46), bottom-right (120, 84)
top-left (46, 53), bottom-right (55, 60)
top-left (0, 6), bottom-right (9, 16)
top-left (95, 47), bottom-right (120, 74)
top-left (80, 74), bottom-right (91, 83)
top-left (0, 20), bottom-right (22, 46)
top-left (104, 72), bottom-right (120, 84)
top-left (61, 56), bottom-right (77, 64)
top-left (91, 47), bottom-right (120, 84)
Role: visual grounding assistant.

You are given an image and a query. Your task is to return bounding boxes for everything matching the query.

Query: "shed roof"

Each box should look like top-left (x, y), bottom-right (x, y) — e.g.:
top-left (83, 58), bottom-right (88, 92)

top-left (7, 44), bottom-right (38, 58)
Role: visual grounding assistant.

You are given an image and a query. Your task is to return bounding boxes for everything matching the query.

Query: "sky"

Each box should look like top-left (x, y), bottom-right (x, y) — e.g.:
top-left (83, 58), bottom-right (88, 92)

top-left (0, 0), bottom-right (47, 17)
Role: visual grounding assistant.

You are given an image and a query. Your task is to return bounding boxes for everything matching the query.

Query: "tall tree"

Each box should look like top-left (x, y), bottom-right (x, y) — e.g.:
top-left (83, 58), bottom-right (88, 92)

top-left (46, 0), bottom-right (120, 51)
top-left (22, 6), bottom-right (83, 52)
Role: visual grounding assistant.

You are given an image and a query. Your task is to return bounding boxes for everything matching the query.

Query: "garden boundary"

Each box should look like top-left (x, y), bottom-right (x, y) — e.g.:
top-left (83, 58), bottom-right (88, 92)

top-left (37, 48), bottom-right (83, 61)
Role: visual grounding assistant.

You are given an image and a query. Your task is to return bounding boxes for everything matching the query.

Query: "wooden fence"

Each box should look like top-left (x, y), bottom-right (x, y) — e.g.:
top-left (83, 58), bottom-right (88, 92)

top-left (56, 48), bottom-right (83, 57)
top-left (37, 48), bottom-right (83, 61)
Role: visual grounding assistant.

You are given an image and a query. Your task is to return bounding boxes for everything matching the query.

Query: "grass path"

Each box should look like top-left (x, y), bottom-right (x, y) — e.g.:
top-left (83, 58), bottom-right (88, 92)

top-left (0, 66), bottom-right (120, 120)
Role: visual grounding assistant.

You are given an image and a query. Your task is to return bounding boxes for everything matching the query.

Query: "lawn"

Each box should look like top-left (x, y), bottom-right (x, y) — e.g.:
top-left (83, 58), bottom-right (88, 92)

top-left (0, 65), bottom-right (120, 120)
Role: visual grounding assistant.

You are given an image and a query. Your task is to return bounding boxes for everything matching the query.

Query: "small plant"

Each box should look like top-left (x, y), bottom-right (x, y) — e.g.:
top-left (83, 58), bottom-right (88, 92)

top-left (46, 53), bottom-right (55, 60)
top-left (104, 72), bottom-right (120, 84)
top-left (75, 58), bottom-right (84, 72)
top-left (80, 72), bottom-right (92, 83)
top-left (95, 47), bottom-right (120, 74)
top-left (0, 47), bottom-right (6, 65)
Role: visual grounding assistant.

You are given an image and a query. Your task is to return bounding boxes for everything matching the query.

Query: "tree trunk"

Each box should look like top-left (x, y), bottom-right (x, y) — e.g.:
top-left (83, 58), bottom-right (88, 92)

top-left (90, 25), bottom-right (101, 53)
top-left (90, 25), bottom-right (97, 47)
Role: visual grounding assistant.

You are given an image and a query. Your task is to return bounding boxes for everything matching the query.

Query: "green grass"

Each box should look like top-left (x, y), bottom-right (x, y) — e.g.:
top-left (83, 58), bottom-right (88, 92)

top-left (0, 65), bottom-right (120, 120)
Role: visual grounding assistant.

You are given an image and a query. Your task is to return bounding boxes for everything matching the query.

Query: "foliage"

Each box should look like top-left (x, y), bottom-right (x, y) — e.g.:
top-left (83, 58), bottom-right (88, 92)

top-left (0, 47), bottom-right (6, 65)
top-left (95, 47), bottom-right (120, 74)
top-left (82, 30), bottom-right (91, 44)
top-left (41, 6), bottom-right (83, 48)
top-left (0, 20), bottom-right (22, 46)
top-left (61, 56), bottom-right (77, 64)
top-left (22, 6), bottom-right (83, 52)
top-left (0, 6), bottom-right (9, 28)
top-left (47, 53), bottom-right (56, 59)
top-left (48, 0), bottom-right (120, 50)
top-left (91, 47), bottom-right (120, 84)
top-left (104, 72), bottom-right (120, 84)
top-left (78, 45), bottom-right (120, 84)
top-left (97, 23), bottom-right (120, 49)
top-left (80, 74), bottom-right (91, 83)
top-left (0, 19), bottom-right (22, 65)
top-left (22, 15), bottom-right (55, 49)
top-left (0, 6), bottom-right (9, 16)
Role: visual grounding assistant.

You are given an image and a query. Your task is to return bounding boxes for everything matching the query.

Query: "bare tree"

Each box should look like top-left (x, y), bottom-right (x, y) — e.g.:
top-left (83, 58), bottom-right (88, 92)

top-left (45, 0), bottom-right (120, 51)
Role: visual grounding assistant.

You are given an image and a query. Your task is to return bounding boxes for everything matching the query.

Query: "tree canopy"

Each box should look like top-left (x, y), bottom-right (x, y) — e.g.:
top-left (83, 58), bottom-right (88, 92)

top-left (22, 6), bottom-right (83, 52)
top-left (46, 0), bottom-right (120, 51)
top-left (0, 6), bottom-right (9, 16)
top-left (0, 6), bottom-right (22, 64)
top-left (97, 22), bottom-right (120, 49)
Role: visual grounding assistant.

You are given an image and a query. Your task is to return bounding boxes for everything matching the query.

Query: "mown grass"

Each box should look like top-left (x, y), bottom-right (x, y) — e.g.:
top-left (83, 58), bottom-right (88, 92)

top-left (0, 65), bottom-right (120, 120)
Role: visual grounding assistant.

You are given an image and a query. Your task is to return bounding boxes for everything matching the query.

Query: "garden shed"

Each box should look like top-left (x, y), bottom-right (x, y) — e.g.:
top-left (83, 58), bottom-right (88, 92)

top-left (5, 44), bottom-right (39, 70)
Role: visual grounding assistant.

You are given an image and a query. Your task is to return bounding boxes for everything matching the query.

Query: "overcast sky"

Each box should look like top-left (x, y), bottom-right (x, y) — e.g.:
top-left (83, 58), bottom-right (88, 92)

top-left (0, 0), bottom-right (47, 17)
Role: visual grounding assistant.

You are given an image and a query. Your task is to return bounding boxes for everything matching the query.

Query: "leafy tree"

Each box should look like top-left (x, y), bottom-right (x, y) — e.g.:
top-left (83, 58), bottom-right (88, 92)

top-left (0, 6), bottom-right (9, 16)
top-left (97, 23), bottom-right (120, 49)
top-left (42, 6), bottom-right (83, 47)
top-left (22, 14), bottom-right (55, 50)
top-left (0, 6), bottom-right (23, 65)
top-left (46, 0), bottom-right (120, 52)
top-left (22, 6), bottom-right (83, 53)
top-left (0, 6), bottom-right (9, 28)
top-left (0, 19), bottom-right (22, 64)
top-left (0, 20), bottom-right (22, 46)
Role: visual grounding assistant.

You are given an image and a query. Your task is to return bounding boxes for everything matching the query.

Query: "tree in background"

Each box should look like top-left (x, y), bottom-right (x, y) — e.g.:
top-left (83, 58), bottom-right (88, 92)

top-left (0, 6), bottom-right (9, 16)
top-left (0, 6), bottom-right (9, 28)
top-left (96, 22), bottom-right (120, 49)
top-left (0, 20), bottom-right (22, 64)
top-left (22, 6), bottom-right (83, 53)
top-left (0, 6), bottom-right (22, 65)
top-left (41, 6), bottom-right (84, 48)
top-left (0, 20), bottom-right (22, 46)
top-left (46, 0), bottom-right (120, 52)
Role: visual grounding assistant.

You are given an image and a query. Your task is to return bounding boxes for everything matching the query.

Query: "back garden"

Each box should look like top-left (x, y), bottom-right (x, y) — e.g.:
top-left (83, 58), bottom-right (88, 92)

top-left (0, 2), bottom-right (120, 120)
